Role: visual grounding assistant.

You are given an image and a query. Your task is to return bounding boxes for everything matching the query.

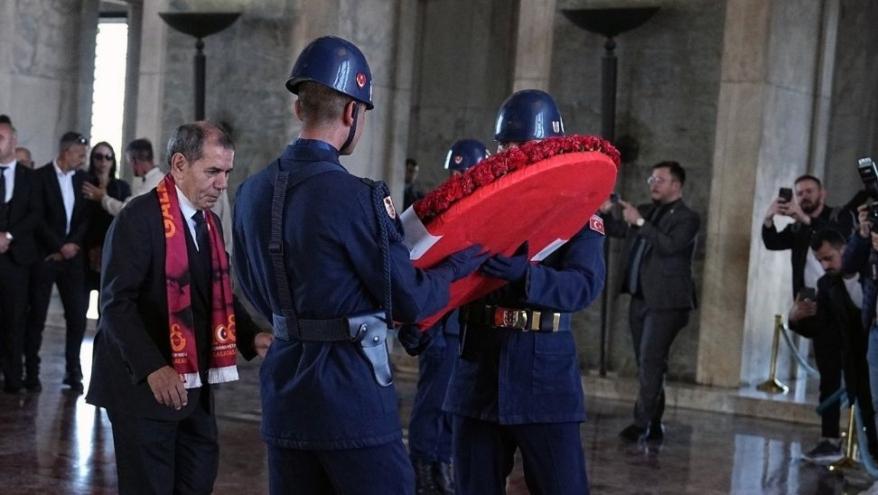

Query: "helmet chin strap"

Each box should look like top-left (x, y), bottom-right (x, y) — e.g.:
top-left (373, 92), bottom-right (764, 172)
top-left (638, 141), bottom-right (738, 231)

top-left (341, 102), bottom-right (360, 153)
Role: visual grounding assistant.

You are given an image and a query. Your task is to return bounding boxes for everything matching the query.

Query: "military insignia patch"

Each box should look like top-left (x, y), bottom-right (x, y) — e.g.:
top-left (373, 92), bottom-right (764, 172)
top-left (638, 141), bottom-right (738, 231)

top-left (454, 155), bottom-right (463, 164)
top-left (356, 72), bottom-right (367, 88)
top-left (383, 196), bottom-right (397, 219)
top-left (589, 214), bottom-right (605, 235)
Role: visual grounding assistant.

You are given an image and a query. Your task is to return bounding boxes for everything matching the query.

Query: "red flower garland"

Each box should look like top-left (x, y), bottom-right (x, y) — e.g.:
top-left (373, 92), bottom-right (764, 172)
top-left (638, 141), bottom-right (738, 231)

top-left (413, 135), bottom-right (620, 223)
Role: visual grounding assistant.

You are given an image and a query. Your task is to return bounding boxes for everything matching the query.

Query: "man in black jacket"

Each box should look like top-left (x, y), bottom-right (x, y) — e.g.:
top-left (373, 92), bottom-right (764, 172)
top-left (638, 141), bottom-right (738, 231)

top-left (762, 175), bottom-right (855, 297)
top-left (789, 229), bottom-right (876, 463)
top-left (601, 161), bottom-right (700, 443)
top-left (86, 121), bottom-right (270, 494)
top-left (0, 115), bottom-right (41, 393)
top-left (27, 131), bottom-right (91, 392)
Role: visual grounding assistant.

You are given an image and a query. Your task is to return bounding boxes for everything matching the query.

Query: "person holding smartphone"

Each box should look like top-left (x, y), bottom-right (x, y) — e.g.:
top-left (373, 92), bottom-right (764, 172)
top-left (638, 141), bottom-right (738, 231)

top-left (762, 175), bottom-right (856, 298)
top-left (788, 229), bottom-right (876, 464)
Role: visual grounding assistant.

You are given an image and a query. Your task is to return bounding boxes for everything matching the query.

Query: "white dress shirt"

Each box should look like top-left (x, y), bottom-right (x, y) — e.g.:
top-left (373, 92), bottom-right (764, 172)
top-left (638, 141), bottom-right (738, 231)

top-left (101, 166), bottom-right (165, 216)
top-left (175, 185), bottom-right (204, 251)
top-left (53, 161), bottom-right (76, 234)
top-left (0, 159), bottom-right (16, 202)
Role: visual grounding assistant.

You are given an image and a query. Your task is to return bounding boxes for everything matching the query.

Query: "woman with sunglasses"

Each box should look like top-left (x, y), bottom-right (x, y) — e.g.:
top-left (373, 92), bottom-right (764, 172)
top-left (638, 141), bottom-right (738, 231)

top-left (83, 142), bottom-right (131, 309)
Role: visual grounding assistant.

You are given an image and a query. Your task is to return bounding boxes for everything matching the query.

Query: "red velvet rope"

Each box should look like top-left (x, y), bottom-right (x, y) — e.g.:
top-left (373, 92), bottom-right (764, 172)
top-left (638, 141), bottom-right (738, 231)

top-left (413, 135), bottom-right (620, 223)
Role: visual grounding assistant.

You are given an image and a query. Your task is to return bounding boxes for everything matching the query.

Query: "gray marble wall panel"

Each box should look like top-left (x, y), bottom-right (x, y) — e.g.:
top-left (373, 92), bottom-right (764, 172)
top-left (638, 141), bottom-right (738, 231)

top-left (406, 0), bottom-right (518, 190)
top-left (0, 0), bottom-right (93, 164)
top-left (824, 0), bottom-right (878, 202)
top-left (553, 0), bottom-right (726, 382)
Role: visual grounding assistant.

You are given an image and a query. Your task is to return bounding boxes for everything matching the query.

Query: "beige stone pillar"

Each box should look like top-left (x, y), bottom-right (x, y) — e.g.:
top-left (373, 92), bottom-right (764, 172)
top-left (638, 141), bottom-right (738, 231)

top-left (132, 0), bottom-right (170, 150)
top-left (696, 0), bottom-right (839, 387)
top-left (512, 0), bottom-right (557, 92)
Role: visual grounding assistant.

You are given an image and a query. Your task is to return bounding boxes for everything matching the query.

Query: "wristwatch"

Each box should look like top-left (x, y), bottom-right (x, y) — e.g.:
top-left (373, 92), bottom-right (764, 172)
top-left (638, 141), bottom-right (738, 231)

top-left (635, 218), bottom-right (645, 228)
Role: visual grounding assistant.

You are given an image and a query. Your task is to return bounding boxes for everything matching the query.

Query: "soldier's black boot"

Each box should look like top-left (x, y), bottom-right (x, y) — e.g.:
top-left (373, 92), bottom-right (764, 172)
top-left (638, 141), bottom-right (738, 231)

top-left (413, 458), bottom-right (439, 495)
top-left (434, 462), bottom-right (454, 495)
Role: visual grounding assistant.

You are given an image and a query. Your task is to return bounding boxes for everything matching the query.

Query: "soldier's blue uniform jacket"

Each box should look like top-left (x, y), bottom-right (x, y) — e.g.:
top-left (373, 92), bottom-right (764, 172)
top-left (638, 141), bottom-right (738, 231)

top-left (233, 138), bottom-right (456, 449)
top-left (443, 225), bottom-right (605, 424)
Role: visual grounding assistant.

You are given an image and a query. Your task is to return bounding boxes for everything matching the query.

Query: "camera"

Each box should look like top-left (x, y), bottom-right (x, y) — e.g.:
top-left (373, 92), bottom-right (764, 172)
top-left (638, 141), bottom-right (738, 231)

top-left (858, 157), bottom-right (878, 198)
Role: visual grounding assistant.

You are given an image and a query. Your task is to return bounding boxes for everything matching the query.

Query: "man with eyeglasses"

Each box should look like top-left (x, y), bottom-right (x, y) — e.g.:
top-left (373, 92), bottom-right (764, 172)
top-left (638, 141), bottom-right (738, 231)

top-left (599, 161), bottom-right (700, 444)
top-left (27, 131), bottom-right (92, 393)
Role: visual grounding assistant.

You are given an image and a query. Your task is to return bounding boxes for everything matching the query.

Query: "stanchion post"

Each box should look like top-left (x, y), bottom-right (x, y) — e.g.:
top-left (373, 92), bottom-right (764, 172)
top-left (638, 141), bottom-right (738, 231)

top-left (756, 314), bottom-right (789, 394)
top-left (829, 406), bottom-right (859, 471)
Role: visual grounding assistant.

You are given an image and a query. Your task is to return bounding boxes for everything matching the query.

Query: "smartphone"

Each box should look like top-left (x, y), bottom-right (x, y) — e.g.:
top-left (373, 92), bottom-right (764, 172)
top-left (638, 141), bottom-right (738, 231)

top-left (798, 287), bottom-right (817, 301)
top-left (610, 192), bottom-right (620, 204)
top-left (778, 187), bottom-right (793, 203)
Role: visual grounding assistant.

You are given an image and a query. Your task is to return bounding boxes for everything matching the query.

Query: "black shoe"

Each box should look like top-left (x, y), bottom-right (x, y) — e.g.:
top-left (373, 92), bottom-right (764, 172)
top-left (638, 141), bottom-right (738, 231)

top-left (619, 424), bottom-right (647, 443)
top-left (413, 459), bottom-right (440, 495)
top-left (63, 374), bottom-right (84, 393)
top-left (646, 422), bottom-right (665, 442)
top-left (802, 439), bottom-right (843, 464)
top-left (434, 462), bottom-right (454, 495)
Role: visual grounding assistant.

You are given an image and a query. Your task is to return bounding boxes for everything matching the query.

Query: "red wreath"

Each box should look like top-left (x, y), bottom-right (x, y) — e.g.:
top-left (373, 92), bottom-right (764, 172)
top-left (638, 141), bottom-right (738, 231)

top-left (413, 135), bottom-right (620, 223)
top-left (403, 134), bottom-right (620, 329)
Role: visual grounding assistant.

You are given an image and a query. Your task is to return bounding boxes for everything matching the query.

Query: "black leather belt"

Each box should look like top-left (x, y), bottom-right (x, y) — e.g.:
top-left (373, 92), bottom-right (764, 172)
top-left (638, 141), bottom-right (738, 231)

top-left (465, 305), bottom-right (565, 332)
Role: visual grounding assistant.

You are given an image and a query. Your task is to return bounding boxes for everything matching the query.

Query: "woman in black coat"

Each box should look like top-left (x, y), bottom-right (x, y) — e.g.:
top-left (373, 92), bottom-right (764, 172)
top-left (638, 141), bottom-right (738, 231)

top-left (84, 142), bottom-right (131, 299)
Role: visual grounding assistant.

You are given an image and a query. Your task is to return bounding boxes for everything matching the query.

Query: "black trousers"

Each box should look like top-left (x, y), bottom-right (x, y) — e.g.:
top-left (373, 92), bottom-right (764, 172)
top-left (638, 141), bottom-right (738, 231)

top-left (108, 395), bottom-right (219, 495)
top-left (814, 326), bottom-right (843, 438)
top-left (25, 256), bottom-right (87, 380)
top-left (0, 254), bottom-right (30, 387)
top-left (629, 296), bottom-right (690, 428)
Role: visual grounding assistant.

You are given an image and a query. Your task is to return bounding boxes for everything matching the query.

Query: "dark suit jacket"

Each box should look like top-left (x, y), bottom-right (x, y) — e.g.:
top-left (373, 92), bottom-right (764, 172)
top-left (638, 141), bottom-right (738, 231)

top-left (603, 199), bottom-right (700, 310)
top-left (2, 163), bottom-right (42, 266)
top-left (86, 192), bottom-right (258, 420)
top-left (790, 270), bottom-right (871, 407)
top-left (33, 162), bottom-right (91, 256)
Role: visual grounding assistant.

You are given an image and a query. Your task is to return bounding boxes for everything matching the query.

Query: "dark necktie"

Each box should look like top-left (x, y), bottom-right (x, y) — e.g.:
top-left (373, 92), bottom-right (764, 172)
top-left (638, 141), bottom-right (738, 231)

top-left (626, 204), bottom-right (667, 295)
top-left (192, 211), bottom-right (210, 254)
top-left (0, 166), bottom-right (6, 204)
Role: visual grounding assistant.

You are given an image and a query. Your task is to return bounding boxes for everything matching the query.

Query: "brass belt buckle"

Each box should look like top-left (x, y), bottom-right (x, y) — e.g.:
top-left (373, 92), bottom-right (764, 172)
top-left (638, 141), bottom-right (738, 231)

top-left (493, 308), bottom-right (527, 329)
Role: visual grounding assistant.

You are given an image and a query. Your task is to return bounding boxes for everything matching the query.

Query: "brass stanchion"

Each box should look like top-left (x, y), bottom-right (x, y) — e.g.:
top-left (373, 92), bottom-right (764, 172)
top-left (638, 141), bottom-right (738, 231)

top-left (756, 314), bottom-right (789, 394)
top-left (829, 407), bottom-right (858, 471)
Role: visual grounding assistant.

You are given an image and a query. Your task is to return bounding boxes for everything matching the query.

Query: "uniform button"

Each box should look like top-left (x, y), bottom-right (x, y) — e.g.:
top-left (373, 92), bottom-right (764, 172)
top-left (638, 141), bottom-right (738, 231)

top-left (372, 336), bottom-right (380, 343)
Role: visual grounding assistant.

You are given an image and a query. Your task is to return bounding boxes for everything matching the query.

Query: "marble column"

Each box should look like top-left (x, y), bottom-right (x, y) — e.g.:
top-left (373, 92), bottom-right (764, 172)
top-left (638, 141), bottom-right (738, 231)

top-left (511, 0), bottom-right (557, 92)
top-left (696, 0), bottom-right (839, 387)
top-left (131, 0), bottom-right (170, 155)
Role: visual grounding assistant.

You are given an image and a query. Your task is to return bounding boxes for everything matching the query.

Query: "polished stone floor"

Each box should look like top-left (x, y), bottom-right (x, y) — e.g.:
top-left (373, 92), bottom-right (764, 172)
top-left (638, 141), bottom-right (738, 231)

top-left (0, 319), bottom-right (874, 494)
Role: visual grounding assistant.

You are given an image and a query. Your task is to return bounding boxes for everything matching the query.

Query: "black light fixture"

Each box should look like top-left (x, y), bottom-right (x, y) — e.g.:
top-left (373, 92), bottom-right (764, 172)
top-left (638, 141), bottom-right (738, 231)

top-left (562, 6), bottom-right (660, 376)
top-left (159, 12), bottom-right (241, 120)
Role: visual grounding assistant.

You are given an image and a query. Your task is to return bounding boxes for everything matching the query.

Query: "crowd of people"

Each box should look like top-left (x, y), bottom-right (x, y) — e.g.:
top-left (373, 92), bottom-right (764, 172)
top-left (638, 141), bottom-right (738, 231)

top-left (12, 31), bottom-right (870, 495)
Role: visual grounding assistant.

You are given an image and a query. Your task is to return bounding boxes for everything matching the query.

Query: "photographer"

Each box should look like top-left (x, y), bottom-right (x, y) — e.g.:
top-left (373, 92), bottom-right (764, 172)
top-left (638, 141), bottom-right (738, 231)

top-left (788, 229), bottom-right (876, 463)
top-left (762, 175), bottom-right (856, 297)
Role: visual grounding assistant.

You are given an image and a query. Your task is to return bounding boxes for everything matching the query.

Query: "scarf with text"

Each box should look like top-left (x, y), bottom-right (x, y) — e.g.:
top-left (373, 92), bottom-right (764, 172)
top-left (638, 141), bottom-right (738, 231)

top-left (156, 174), bottom-right (238, 388)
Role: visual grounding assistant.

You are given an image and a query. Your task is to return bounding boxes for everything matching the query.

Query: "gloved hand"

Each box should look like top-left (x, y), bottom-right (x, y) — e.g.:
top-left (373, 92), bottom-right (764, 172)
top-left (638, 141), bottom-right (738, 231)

top-left (441, 244), bottom-right (490, 281)
top-left (398, 324), bottom-right (431, 356)
top-left (480, 242), bottom-right (529, 282)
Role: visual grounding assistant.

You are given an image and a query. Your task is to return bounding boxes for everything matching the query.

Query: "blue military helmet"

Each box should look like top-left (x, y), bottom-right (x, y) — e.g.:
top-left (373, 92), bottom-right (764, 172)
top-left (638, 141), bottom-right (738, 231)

top-left (494, 89), bottom-right (564, 143)
top-left (444, 139), bottom-right (489, 172)
top-left (285, 36), bottom-right (374, 110)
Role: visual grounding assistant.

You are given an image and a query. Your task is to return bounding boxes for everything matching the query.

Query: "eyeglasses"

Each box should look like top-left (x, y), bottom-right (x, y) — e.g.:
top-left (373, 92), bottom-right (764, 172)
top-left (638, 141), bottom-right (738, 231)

top-left (93, 153), bottom-right (114, 161)
top-left (647, 176), bottom-right (667, 185)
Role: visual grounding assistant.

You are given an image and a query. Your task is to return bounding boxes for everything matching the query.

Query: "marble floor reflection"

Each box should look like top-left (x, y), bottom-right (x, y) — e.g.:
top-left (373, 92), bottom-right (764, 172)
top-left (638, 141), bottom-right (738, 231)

top-left (0, 322), bottom-right (873, 494)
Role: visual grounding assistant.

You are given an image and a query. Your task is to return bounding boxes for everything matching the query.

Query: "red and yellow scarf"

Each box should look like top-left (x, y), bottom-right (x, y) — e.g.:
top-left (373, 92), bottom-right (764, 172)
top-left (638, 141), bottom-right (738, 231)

top-left (157, 174), bottom-right (238, 389)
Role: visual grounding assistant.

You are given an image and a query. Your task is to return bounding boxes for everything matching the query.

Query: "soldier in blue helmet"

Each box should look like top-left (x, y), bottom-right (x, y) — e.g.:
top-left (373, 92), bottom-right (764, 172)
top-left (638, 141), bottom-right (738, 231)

top-left (399, 139), bottom-right (488, 495)
top-left (442, 89), bottom-right (605, 494)
top-left (232, 35), bottom-right (488, 494)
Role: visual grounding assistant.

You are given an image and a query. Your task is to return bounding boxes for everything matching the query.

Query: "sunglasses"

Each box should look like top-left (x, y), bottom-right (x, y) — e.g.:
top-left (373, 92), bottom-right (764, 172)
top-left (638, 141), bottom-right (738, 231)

top-left (93, 153), bottom-right (114, 161)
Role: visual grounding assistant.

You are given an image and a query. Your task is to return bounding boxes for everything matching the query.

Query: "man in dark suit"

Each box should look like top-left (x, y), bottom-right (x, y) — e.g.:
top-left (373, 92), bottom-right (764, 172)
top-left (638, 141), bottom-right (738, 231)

top-left (27, 131), bottom-right (91, 392)
top-left (86, 121), bottom-right (270, 495)
top-left (788, 228), bottom-right (876, 464)
top-left (600, 161), bottom-right (701, 443)
top-left (0, 115), bottom-right (42, 393)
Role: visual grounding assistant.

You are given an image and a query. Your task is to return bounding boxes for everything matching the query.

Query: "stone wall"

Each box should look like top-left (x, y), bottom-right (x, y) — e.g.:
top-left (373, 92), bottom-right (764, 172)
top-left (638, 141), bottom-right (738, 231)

top-left (0, 0), bottom-right (98, 165)
top-left (552, 0), bottom-right (727, 382)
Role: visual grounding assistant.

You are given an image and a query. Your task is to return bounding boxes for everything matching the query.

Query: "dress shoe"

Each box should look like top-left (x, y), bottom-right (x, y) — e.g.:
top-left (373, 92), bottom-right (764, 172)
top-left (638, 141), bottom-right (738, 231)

top-left (645, 422), bottom-right (665, 442)
top-left (619, 424), bottom-right (647, 443)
